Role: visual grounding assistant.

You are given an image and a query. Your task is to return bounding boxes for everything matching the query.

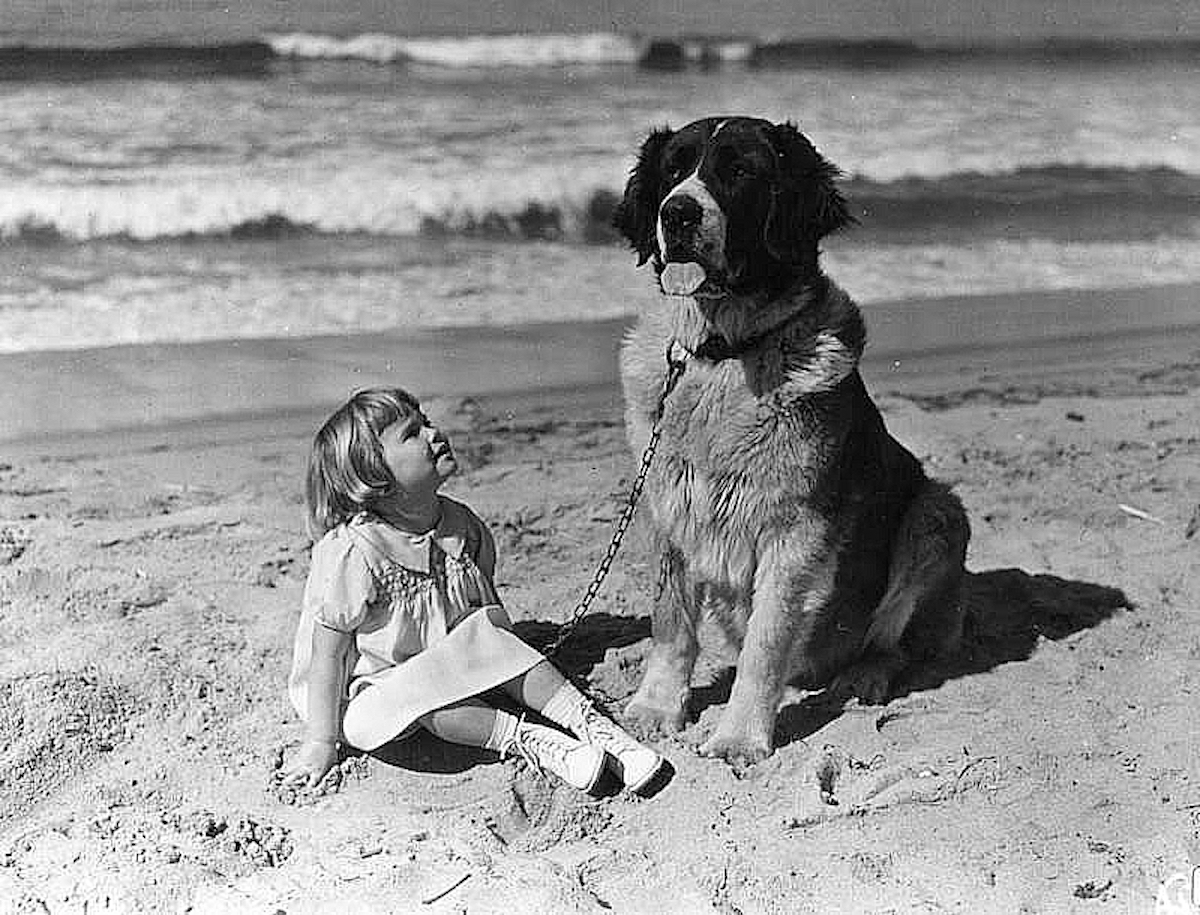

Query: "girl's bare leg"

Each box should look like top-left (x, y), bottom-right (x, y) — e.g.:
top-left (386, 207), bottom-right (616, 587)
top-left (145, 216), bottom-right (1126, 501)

top-left (419, 697), bottom-right (501, 747)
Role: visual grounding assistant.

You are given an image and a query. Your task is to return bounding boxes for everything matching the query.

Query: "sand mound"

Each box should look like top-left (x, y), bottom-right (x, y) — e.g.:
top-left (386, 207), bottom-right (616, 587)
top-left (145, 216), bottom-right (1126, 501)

top-left (0, 670), bottom-right (131, 827)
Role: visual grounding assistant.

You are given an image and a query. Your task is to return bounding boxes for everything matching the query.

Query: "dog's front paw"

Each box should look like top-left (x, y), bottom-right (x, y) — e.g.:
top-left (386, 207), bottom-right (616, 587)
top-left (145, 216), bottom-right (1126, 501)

top-left (625, 695), bottom-right (688, 734)
top-left (699, 729), bottom-right (773, 771)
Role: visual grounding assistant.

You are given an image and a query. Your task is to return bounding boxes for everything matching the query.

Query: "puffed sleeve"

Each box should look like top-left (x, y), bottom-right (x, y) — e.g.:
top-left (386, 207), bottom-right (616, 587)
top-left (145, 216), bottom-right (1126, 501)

top-left (303, 529), bottom-right (376, 632)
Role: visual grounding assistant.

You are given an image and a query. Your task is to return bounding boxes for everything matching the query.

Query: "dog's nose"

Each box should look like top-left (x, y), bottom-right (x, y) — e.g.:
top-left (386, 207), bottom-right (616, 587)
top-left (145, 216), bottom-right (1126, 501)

top-left (659, 195), bottom-right (702, 234)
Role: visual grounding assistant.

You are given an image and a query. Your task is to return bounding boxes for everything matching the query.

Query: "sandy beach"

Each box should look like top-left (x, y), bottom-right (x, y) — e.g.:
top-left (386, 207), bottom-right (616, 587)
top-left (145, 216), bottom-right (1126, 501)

top-left (2, 280), bottom-right (1199, 913)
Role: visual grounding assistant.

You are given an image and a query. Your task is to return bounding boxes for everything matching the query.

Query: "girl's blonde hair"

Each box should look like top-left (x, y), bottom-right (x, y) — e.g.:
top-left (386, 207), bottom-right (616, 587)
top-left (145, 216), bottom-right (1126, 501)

top-left (305, 387), bottom-right (423, 539)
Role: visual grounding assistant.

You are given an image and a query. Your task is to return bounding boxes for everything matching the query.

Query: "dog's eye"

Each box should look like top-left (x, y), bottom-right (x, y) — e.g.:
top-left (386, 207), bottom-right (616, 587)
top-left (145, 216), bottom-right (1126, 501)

top-left (663, 151), bottom-right (696, 185)
top-left (715, 154), bottom-right (757, 183)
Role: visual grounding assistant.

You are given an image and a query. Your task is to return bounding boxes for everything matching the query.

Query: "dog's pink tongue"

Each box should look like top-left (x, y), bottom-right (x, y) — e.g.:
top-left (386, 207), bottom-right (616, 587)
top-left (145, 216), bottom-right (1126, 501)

top-left (661, 261), bottom-right (707, 296)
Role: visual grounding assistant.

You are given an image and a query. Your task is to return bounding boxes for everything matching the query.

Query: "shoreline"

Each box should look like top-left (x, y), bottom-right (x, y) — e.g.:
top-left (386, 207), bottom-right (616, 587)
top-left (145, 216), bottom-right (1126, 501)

top-left (2, 282), bottom-right (1198, 451)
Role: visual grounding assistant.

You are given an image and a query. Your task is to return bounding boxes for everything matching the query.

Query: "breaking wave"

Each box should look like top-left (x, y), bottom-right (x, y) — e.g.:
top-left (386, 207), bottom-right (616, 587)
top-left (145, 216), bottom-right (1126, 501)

top-left (3, 33), bottom-right (1197, 79)
top-left (3, 166), bottom-right (1196, 246)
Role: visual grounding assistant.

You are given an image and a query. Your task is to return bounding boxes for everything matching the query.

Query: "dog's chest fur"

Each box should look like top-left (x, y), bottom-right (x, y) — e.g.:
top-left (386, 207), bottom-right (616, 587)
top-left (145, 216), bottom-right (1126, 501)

top-left (620, 283), bottom-right (884, 591)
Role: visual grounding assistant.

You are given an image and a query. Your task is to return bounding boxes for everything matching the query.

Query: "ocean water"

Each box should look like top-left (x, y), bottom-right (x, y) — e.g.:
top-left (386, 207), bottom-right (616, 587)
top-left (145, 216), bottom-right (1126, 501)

top-left (1, 10), bottom-right (1198, 353)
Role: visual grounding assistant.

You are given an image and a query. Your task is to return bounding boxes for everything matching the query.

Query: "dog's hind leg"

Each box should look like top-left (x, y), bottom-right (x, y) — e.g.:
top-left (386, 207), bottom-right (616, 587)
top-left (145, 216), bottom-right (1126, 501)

top-left (834, 480), bottom-right (970, 703)
top-left (870, 480), bottom-right (970, 654)
top-left (626, 544), bottom-right (701, 733)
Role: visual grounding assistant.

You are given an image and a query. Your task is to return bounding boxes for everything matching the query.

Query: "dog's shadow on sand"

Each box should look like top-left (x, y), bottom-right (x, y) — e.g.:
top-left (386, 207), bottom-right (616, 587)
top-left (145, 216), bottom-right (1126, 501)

top-left (515, 613), bottom-right (652, 674)
top-left (770, 567), bottom-right (1131, 749)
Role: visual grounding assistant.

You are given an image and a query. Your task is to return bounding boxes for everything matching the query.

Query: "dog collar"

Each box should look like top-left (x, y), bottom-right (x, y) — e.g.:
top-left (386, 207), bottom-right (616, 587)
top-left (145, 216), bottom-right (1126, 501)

top-left (690, 333), bottom-right (743, 362)
top-left (687, 325), bottom-right (783, 362)
top-left (684, 277), bottom-right (833, 363)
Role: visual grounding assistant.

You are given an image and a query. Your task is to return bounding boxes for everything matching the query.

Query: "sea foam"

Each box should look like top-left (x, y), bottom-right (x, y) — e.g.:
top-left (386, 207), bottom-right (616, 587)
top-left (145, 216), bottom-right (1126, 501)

top-left (4, 165), bottom-right (1195, 245)
top-left (265, 32), bottom-right (642, 68)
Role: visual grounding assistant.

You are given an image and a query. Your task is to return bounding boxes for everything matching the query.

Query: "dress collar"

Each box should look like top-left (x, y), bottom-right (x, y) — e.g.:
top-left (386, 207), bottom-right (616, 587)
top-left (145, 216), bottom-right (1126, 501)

top-left (349, 498), bottom-right (466, 574)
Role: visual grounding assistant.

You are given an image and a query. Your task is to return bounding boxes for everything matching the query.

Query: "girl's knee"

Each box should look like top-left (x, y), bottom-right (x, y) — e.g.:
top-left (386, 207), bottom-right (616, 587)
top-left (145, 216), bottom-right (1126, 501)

top-left (418, 699), bottom-right (497, 746)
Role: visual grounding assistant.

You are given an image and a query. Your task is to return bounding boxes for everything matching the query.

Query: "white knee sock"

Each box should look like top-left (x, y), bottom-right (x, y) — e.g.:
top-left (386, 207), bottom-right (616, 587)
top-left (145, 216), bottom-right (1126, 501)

top-left (539, 681), bottom-right (590, 736)
top-left (483, 709), bottom-right (521, 753)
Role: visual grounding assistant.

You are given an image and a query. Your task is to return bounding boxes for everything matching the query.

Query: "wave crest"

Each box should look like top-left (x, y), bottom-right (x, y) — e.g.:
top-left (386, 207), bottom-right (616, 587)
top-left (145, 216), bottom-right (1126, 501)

top-left (2, 166), bottom-right (1195, 246)
top-left (6, 34), bottom-right (1197, 79)
top-left (266, 31), bottom-right (641, 68)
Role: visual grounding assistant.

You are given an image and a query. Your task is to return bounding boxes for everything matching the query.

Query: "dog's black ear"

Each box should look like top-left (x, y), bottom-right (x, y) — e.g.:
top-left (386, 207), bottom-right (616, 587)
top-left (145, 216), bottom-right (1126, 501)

top-left (762, 121), bottom-right (854, 266)
top-left (613, 126), bottom-right (673, 266)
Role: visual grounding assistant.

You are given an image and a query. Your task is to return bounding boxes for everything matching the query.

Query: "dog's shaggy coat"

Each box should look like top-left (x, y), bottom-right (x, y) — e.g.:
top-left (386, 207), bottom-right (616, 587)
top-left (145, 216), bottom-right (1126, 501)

top-left (615, 117), bottom-right (970, 765)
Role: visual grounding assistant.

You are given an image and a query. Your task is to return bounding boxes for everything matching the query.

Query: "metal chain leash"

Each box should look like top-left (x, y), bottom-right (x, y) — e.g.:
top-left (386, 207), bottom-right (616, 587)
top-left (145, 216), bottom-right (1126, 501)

top-left (545, 342), bottom-right (689, 657)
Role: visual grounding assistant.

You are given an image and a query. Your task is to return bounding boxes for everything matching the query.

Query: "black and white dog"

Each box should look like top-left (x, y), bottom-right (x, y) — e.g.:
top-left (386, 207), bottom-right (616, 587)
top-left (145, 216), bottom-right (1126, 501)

top-left (615, 117), bottom-right (970, 766)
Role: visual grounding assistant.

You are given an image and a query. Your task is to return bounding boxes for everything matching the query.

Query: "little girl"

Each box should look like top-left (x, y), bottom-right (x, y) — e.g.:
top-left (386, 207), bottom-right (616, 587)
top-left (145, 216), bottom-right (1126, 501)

top-left (281, 387), bottom-right (666, 795)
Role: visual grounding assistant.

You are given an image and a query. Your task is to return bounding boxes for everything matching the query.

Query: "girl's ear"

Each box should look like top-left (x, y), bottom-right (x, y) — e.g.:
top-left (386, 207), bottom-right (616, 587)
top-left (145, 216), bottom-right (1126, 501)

top-left (763, 121), bottom-right (855, 267)
top-left (613, 126), bottom-right (673, 266)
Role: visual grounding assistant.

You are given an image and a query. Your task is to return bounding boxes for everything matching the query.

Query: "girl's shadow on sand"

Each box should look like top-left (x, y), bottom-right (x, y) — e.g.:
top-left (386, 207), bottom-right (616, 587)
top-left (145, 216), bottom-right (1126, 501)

top-left (369, 568), bottom-right (1126, 770)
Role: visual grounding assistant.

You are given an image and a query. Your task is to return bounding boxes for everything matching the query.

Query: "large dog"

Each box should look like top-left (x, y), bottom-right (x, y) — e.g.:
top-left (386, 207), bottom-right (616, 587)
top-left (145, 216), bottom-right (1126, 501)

top-left (615, 117), bottom-right (970, 767)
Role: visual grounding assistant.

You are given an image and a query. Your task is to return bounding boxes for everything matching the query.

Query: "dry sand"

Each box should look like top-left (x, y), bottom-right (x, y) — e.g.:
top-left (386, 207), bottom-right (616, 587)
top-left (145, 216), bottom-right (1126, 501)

top-left (1, 283), bottom-right (1199, 913)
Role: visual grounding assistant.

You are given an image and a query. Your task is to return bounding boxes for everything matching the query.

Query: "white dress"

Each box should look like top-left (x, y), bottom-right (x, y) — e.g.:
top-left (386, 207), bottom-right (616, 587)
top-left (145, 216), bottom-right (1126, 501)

top-left (288, 496), bottom-right (545, 751)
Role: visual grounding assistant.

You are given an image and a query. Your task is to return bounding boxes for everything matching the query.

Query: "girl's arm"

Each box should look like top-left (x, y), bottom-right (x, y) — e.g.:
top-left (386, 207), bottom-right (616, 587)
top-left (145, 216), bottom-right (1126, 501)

top-left (282, 622), bottom-right (353, 787)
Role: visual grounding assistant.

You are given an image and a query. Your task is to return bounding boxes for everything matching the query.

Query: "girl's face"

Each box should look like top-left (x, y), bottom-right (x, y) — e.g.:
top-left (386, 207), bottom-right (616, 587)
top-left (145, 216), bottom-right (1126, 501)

top-left (378, 410), bottom-right (457, 497)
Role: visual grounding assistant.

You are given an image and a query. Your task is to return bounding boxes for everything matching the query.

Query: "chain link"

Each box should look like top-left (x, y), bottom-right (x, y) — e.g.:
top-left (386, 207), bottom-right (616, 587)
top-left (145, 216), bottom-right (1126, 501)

top-left (545, 343), bottom-right (688, 657)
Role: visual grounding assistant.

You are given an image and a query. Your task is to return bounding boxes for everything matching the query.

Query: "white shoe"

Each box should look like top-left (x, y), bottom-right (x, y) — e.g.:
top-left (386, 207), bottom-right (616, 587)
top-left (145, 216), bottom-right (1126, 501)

top-left (503, 720), bottom-right (606, 793)
top-left (577, 706), bottom-right (665, 794)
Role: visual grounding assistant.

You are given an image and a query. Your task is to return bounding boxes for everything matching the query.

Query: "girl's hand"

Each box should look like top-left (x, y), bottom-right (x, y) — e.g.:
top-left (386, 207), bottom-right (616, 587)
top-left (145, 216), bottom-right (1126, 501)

top-left (280, 738), bottom-right (340, 788)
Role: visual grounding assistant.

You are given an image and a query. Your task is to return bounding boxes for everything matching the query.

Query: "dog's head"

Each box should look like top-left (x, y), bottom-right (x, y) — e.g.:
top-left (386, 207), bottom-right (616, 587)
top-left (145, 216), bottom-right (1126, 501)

top-left (614, 117), bottom-right (853, 298)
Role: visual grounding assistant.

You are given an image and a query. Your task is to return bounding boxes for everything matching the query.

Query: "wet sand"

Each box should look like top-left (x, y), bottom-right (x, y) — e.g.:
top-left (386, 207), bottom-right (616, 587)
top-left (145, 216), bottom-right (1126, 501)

top-left (4, 282), bottom-right (1199, 447)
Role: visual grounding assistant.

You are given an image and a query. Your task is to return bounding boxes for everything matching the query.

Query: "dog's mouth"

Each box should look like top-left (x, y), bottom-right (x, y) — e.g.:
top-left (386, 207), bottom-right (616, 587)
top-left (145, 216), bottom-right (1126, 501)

top-left (658, 226), bottom-right (729, 298)
top-left (658, 259), bottom-right (729, 298)
top-left (660, 261), bottom-right (707, 296)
